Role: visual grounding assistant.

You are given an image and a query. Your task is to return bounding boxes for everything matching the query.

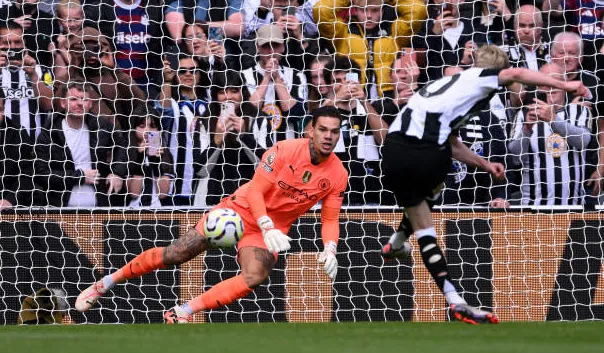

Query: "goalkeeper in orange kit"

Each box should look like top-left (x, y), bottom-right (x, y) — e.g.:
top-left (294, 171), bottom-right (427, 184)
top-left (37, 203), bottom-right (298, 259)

top-left (75, 106), bottom-right (349, 323)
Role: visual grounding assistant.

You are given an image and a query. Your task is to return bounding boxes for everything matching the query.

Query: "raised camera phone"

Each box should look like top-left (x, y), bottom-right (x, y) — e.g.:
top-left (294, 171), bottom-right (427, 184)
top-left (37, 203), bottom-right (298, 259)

top-left (220, 102), bottom-right (236, 123)
top-left (208, 27), bottom-right (224, 42)
top-left (147, 131), bottom-right (162, 156)
top-left (345, 72), bottom-right (359, 83)
top-left (285, 6), bottom-right (297, 17)
top-left (6, 49), bottom-right (23, 62)
top-left (165, 45), bottom-right (180, 71)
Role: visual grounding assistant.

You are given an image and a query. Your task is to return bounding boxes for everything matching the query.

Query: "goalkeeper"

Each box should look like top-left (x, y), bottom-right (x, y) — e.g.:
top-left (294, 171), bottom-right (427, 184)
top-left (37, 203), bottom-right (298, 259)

top-left (76, 106), bottom-right (348, 323)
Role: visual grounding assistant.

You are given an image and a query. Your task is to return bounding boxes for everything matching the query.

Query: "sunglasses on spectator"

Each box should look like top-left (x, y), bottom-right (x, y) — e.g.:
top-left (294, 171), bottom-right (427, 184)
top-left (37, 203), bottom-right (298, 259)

top-left (178, 67), bottom-right (200, 75)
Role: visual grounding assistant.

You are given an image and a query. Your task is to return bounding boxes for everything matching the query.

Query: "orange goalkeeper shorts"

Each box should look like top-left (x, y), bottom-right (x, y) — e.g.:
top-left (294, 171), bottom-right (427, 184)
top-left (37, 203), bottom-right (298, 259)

top-left (194, 198), bottom-right (268, 251)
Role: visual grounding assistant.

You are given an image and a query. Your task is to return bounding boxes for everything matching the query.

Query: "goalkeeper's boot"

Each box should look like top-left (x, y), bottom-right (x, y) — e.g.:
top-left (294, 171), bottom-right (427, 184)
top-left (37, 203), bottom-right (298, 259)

top-left (450, 303), bottom-right (499, 325)
top-left (381, 239), bottom-right (412, 260)
top-left (164, 305), bottom-right (192, 324)
top-left (75, 280), bottom-right (106, 312)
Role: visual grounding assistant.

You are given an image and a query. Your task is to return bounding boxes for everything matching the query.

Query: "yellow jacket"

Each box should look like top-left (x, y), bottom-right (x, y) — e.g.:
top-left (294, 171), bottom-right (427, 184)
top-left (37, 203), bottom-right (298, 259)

top-left (314, 0), bottom-right (426, 97)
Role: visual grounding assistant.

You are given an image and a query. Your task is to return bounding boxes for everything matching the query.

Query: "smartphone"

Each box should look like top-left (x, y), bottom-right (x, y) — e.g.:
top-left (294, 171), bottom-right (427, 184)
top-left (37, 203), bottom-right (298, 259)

top-left (345, 72), bottom-right (359, 83)
top-left (285, 6), bottom-right (297, 17)
top-left (208, 27), bottom-right (224, 42)
top-left (486, 0), bottom-right (497, 12)
top-left (165, 45), bottom-right (180, 71)
top-left (6, 49), bottom-right (23, 62)
top-left (220, 102), bottom-right (235, 122)
top-left (147, 131), bottom-right (162, 156)
top-left (441, 2), bottom-right (453, 14)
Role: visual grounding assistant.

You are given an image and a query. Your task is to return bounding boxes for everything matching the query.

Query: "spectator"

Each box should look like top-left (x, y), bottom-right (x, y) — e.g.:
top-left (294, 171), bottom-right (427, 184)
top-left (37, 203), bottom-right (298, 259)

top-left (50, 0), bottom-right (86, 80)
top-left (472, 0), bottom-right (515, 46)
top-left (34, 81), bottom-right (128, 207)
top-left (164, 0), bottom-right (244, 46)
top-left (323, 55), bottom-right (394, 205)
top-left (241, 24), bottom-right (307, 140)
top-left (84, 0), bottom-right (167, 94)
top-left (550, 32), bottom-right (604, 201)
top-left (126, 113), bottom-right (174, 208)
top-left (307, 54), bottom-right (332, 114)
top-left (508, 63), bottom-right (593, 206)
top-left (195, 70), bottom-right (269, 206)
top-left (542, 0), bottom-right (604, 73)
top-left (507, 5), bottom-right (549, 71)
top-left (0, 21), bottom-right (54, 142)
top-left (372, 49), bottom-right (421, 124)
top-left (0, 90), bottom-right (36, 209)
top-left (413, 0), bottom-right (488, 81)
top-left (0, 0), bottom-right (59, 68)
top-left (156, 55), bottom-right (208, 206)
top-left (182, 23), bottom-right (234, 78)
top-left (57, 26), bottom-right (146, 130)
top-left (438, 66), bottom-right (509, 208)
top-left (315, 0), bottom-right (426, 99)
top-left (242, 0), bottom-right (314, 71)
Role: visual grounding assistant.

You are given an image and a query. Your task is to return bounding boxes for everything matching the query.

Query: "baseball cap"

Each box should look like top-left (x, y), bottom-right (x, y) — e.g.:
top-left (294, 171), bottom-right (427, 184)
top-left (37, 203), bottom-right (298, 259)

top-left (256, 24), bottom-right (285, 46)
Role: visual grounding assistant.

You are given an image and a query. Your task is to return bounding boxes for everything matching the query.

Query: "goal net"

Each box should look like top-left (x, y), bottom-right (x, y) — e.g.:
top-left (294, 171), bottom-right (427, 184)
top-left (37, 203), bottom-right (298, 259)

top-left (0, 0), bottom-right (603, 324)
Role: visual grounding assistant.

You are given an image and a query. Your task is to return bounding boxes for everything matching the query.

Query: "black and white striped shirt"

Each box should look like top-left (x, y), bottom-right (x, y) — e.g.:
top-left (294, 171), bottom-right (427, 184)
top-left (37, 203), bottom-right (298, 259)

top-left (388, 68), bottom-right (501, 145)
top-left (508, 104), bottom-right (592, 206)
top-left (1, 66), bottom-right (43, 141)
top-left (241, 63), bottom-right (308, 140)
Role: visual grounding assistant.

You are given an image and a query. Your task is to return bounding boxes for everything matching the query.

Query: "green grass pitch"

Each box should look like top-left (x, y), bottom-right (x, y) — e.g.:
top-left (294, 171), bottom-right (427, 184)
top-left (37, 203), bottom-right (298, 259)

top-left (1, 322), bottom-right (603, 353)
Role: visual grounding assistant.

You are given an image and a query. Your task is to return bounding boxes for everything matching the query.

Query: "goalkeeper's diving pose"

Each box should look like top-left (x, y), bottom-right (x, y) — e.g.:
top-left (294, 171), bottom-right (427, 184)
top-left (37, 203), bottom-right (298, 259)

top-left (75, 106), bottom-right (348, 323)
top-left (380, 45), bottom-right (589, 324)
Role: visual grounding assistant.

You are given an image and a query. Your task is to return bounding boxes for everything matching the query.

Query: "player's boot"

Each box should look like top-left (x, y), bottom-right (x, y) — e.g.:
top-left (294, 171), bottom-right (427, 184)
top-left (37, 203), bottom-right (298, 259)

top-left (75, 280), bottom-right (106, 312)
top-left (450, 303), bottom-right (499, 325)
top-left (164, 305), bottom-right (192, 324)
top-left (381, 239), bottom-right (412, 260)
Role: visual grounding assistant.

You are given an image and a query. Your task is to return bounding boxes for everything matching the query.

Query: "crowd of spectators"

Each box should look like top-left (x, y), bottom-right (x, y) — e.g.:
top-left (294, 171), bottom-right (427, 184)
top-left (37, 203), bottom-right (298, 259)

top-left (0, 0), bottom-right (603, 209)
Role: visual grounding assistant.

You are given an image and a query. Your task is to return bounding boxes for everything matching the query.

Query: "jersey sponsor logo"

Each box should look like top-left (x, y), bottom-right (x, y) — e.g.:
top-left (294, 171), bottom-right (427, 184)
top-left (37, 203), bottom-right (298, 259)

top-left (318, 178), bottom-right (330, 191)
top-left (261, 162), bottom-right (273, 172)
top-left (546, 133), bottom-right (567, 158)
top-left (116, 31), bottom-right (151, 45)
top-left (277, 180), bottom-right (318, 202)
top-left (302, 171), bottom-right (312, 184)
top-left (3, 86), bottom-right (34, 99)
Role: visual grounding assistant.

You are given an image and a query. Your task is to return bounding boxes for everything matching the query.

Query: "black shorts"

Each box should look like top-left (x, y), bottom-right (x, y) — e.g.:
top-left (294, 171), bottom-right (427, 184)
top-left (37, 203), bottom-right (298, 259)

top-left (382, 133), bottom-right (452, 207)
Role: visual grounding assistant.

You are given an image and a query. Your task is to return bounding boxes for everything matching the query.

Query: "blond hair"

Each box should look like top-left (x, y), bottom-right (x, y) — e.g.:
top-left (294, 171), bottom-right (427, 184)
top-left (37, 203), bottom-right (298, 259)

top-left (57, 0), bottom-right (83, 17)
top-left (473, 45), bottom-right (510, 70)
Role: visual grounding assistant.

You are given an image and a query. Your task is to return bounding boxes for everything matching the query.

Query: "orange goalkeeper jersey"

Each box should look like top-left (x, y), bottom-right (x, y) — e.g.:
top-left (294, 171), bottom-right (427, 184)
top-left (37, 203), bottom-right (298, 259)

top-left (230, 138), bottom-right (348, 233)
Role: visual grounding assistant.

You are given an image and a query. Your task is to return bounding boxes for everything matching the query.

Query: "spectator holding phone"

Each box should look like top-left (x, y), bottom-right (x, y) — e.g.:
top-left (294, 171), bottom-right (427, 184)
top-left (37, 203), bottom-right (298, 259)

top-left (241, 24), bottom-right (307, 141)
top-left (322, 55), bottom-right (395, 205)
top-left (50, 0), bottom-right (87, 80)
top-left (126, 113), bottom-right (174, 208)
top-left (0, 21), bottom-right (54, 144)
top-left (156, 54), bottom-right (209, 206)
top-left (194, 70), bottom-right (269, 206)
top-left (413, 0), bottom-right (488, 81)
top-left (0, 0), bottom-right (58, 68)
top-left (472, 0), bottom-right (515, 46)
top-left (182, 23), bottom-right (235, 72)
top-left (508, 64), bottom-right (593, 206)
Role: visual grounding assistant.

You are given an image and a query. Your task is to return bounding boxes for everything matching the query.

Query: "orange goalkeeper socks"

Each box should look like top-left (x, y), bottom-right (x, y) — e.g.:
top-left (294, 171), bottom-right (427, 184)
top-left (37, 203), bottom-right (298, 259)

top-left (188, 274), bottom-right (253, 313)
top-left (111, 247), bottom-right (166, 284)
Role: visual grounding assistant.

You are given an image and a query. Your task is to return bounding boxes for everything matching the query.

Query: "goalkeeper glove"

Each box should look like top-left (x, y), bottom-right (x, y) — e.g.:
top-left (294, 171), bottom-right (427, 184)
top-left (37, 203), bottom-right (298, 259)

top-left (318, 241), bottom-right (338, 280)
top-left (257, 215), bottom-right (291, 253)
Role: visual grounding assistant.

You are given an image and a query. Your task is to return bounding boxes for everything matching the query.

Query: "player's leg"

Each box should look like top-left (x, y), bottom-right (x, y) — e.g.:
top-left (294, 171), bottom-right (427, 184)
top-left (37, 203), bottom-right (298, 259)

top-left (164, 246), bottom-right (275, 323)
top-left (75, 226), bottom-right (210, 312)
top-left (381, 213), bottom-right (413, 259)
top-left (405, 201), bottom-right (498, 324)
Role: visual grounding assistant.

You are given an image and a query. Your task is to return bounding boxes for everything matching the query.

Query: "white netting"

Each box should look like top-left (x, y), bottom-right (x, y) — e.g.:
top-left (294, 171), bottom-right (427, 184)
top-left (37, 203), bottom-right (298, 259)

top-left (0, 0), bottom-right (603, 324)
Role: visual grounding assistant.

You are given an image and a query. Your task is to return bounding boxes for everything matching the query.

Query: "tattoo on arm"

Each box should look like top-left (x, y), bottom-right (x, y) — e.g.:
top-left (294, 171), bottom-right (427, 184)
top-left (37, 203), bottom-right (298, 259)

top-left (163, 228), bottom-right (208, 265)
